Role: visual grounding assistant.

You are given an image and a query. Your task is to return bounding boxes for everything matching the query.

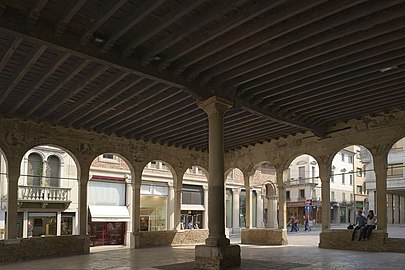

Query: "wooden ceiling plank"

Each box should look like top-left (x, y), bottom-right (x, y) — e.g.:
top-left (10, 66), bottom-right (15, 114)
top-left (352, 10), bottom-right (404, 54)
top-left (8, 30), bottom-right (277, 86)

top-left (60, 71), bottom-right (130, 123)
top-left (81, 0), bottom-right (128, 45)
top-left (208, 2), bottom-right (405, 85)
top-left (102, 0), bottom-right (166, 53)
top-left (315, 99), bottom-right (405, 124)
top-left (123, 0), bottom-right (205, 57)
top-left (0, 44), bottom-right (47, 106)
top-left (133, 104), bottom-right (200, 136)
top-left (56, 0), bottom-right (87, 35)
top-left (9, 52), bottom-right (71, 115)
top-left (74, 76), bottom-right (144, 126)
top-left (84, 81), bottom-right (161, 127)
top-left (158, 0), bottom-right (286, 70)
top-left (0, 36), bottom-right (22, 72)
top-left (141, 0), bottom-right (244, 65)
top-left (254, 47), bottom-right (405, 103)
top-left (264, 55), bottom-right (405, 108)
top-left (301, 85), bottom-right (405, 119)
top-left (25, 59), bottom-right (91, 117)
top-left (235, 99), bottom-right (323, 137)
top-left (39, 64), bottom-right (109, 118)
top-left (294, 75), bottom-right (405, 113)
top-left (183, 0), bottom-right (330, 78)
top-left (99, 85), bottom-right (179, 132)
top-left (114, 93), bottom-right (190, 135)
top-left (29, 0), bottom-right (48, 24)
top-left (238, 30), bottom-right (405, 93)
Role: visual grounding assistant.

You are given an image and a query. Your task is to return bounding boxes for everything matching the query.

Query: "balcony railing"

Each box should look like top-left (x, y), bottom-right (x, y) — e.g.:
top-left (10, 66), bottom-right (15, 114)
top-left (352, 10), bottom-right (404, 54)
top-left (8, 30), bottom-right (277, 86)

top-left (18, 185), bottom-right (71, 202)
top-left (285, 178), bottom-right (319, 186)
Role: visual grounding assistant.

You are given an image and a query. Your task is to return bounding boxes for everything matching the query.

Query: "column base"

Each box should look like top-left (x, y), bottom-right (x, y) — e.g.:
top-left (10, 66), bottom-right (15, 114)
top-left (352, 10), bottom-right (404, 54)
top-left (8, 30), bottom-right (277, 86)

top-left (195, 244), bottom-right (241, 269)
top-left (130, 232), bottom-right (140, 249)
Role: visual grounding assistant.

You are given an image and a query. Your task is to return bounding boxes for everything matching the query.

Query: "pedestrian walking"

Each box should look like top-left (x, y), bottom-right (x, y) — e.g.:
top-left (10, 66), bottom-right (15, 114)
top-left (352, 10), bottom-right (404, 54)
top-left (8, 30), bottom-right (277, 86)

top-left (304, 216), bottom-right (311, 231)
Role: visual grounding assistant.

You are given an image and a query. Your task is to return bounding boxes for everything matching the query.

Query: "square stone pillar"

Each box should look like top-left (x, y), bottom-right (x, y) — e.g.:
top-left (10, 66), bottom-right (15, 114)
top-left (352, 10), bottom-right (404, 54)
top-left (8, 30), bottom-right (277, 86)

top-left (256, 191), bottom-right (264, 228)
top-left (319, 162), bottom-right (331, 230)
top-left (245, 187), bottom-right (252, 229)
top-left (394, 195), bottom-right (400, 224)
top-left (197, 97), bottom-right (240, 269)
top-left (204, 186), bottom-right (209, 229)
top-left (130, 172), bottom-right (141, 248)
top-left (374, 154), bottom-right (388, 231)
top-left (6, 160), bottom-right (19, 239)
top-left (232, 188), bottom-right (240, 231)
top-left (387, 194), bottom-right (393, 224)
top-left (276, 170), bottom-right (286, 229)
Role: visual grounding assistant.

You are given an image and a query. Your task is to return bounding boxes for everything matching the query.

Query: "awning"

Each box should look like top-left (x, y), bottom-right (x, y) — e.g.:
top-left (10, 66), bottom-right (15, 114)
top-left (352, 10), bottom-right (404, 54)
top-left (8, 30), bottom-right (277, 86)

top-left (181, 204), bottom-right (205, 211)
top-left (89, 205), bottom-right (130, 222)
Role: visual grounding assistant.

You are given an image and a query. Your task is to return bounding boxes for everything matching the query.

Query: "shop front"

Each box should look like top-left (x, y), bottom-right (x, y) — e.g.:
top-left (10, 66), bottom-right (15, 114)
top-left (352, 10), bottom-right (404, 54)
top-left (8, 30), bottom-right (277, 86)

top-left (140, 181), bottom-right (168, 231)
top-left (181, 184), bottom-right (204, 229)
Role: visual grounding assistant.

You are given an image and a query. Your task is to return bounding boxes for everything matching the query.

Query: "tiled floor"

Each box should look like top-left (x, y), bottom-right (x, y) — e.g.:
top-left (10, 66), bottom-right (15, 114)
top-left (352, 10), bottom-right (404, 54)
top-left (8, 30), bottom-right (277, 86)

top-left (1, 225), bottom-right (405, 270)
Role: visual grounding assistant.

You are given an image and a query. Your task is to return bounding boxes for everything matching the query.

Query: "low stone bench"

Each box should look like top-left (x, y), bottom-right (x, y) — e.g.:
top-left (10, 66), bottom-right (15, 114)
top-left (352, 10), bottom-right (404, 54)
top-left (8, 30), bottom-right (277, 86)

top-left (319, 229), bottom-right (387, 252)
top-left (241, 228), bottom-right (288, 245)
top-left (132, 229), bottom-right (209, 248)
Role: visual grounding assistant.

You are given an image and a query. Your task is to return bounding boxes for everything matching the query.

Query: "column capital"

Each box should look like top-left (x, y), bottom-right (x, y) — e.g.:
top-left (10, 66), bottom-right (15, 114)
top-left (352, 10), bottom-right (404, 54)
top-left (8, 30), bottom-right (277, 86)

top-left (198, 96), bottom-right (232, 115)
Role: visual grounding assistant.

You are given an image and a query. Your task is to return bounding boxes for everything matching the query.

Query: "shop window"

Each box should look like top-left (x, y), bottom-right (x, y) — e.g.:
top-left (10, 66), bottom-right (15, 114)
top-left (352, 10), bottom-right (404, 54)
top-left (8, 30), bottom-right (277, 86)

top-left (182, 185), bottom-right (203, 205)
top-left (252, 191), bottom-right (257, 227)
top-left (140, 196), bottom-right (167, 231)
top-left (61, 213), bottom-right (75, 235)
top-left (239, 190), bottom-right (246, 228)
top-left (28, 213), bottom-right (57, 237)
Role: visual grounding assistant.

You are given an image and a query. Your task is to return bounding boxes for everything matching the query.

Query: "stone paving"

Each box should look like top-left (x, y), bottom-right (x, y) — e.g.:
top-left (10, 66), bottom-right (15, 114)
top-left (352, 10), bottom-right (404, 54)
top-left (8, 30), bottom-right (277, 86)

top-left (1, 225), bottom-right (405, 270)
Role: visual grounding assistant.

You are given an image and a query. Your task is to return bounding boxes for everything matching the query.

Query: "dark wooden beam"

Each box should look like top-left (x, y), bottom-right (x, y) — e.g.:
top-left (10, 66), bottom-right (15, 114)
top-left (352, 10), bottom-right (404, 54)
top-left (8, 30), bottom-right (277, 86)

top-left (0, 36), bottom-right (22, 72)
top-left (158, 0), bottom-right (287, 70)
top-left (25, 59), bottom-right (91, 117)
top-left (84, 81), bottom-right (162, 128)
top-left (29, 0), bottom-right (48, 24)
top-left (133, 104), bottom-right (200, 137)
top-left (55, 0), bottom-right (87, 35)
top-left (141, 0), bottom-right (243, 65)
top-left (238, 30), bottom-right (405, 93)
top-left (73, 76), bottom-right (144, 126)
top-left (235, 98), bottom-right (324, 137)
top-left (60, 71), bottom-right (130, 123)
top-left (113, 92), bottom-right (190, 135)
top-left (204, 0), bottom-right (402, 85)
top-left (0, 44), bottom-right (46, 106)
top-left (101, 0), bottom-right (166, 53)
top-left (80, 0), bottom-right (128, 45)
top-left (294, 74), bottom-right (405, 113)
top-left (40, 65), bottom-right (109, 118)
top-left (123, 0), bottom-right (205, 57)
top-left (252, 45), bottom-right (405, 103)
top-left (9, 53), bottom-right (71, 115)
top-left (263, 55), bottom-right (405, 108)
top-left (301, 84), bottom-right (405, 119)
top-left (181, 0), bottom-right (327, 78)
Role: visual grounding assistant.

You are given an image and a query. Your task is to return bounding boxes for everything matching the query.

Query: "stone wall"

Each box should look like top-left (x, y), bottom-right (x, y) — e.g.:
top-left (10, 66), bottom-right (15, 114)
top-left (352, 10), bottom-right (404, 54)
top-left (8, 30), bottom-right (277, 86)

top-left (0, 235), bottom-right (89, 263)
top-left (135, 229), bottom-right (209, 248)
top-left (241, 228), bottom-right (288, 245)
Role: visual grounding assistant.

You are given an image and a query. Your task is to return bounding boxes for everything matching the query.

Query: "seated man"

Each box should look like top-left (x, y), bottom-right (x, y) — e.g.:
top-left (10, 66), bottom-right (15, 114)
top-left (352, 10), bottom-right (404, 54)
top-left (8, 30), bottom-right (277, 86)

top-left (352, 210), bottom-right (367, 241)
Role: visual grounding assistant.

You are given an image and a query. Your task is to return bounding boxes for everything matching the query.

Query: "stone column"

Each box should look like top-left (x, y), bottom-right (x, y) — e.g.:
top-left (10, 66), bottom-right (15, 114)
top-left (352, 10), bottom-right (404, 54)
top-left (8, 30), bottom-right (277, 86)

top-left (394, 195), bottom-right (400, 224)
top-left (168, 184), bottom-right (175, 229)
top-left (196, 97), bottom-right (240, 269)
top-left (319, 162), bottom-right (331, 231)
top-left (400, 196), bottom-right (405, 224)
top-left (173, 173), bottom-right (183, 230)
top-left (232, 188), bottom-right (240, 231)
top-left (131, 171), bottom-right (141, 248)
top-left (173, 187), bottom-right (182, 230)
top-left (6, 159), bottom-right (19, 239)
top-left (267, 195), bottom-right (278, 228)
top-left (256, 191), bottom-right (264, 228)
top-left (387, 194), bottom-right (393, 224)
top-left (245, 187), bottom-right (252, 229)
top-left (374, 154), bottom-right (388, 231)
top-left (203, 186), bottom-right (209, 229)
top-left (276, 170), bottom-right (286, 229)
top-left (78, 165), bottom-right (90, 236)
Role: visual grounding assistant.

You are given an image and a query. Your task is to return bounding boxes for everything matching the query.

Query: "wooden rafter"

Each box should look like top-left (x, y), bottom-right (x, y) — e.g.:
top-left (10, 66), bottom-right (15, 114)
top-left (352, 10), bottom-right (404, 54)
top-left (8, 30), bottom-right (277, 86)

top-left (123, 0), bottom-right (205, 57)
top-left (28, 0), bottom-right (47, 24)
top-left (56, 0), bottom-right (87, 35)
